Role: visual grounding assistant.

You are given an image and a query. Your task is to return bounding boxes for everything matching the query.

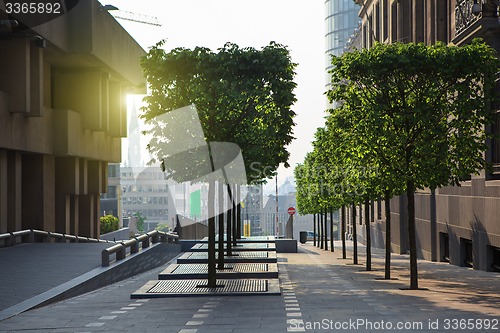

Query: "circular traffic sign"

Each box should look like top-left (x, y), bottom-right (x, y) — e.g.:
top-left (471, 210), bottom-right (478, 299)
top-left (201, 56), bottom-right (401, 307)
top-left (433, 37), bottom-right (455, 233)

top-left (287, 207), bottom-right (296, 215)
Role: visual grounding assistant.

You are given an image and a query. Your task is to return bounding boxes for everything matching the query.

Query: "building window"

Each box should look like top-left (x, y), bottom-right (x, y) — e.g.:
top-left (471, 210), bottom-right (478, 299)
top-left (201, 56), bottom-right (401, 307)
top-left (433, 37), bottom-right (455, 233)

top-left (461, 238), bottom-right (473, 268)
top-left (490, 246), bottom-right (500, 272)
top-left (440, 232), bottom-right (450, 262)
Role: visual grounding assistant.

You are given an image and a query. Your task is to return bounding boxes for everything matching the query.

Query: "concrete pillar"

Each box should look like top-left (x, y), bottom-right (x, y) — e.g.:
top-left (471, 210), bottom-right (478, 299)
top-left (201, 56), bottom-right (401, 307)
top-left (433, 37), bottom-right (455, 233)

top-left (70, 195), bottom-right (79, 235)
top-left (0, 38), bottom-right (43, 115)
top-left (0, 150), bottom-right (7, 233)
top-left (79, 159), bottom-right (88, 195)
top-left (397, 0), bottom-right (411, 42)
top-left (399, 195), bottom-right (409, 254)
top-left (79, 194), bottom-right (95, 237)
top-left (7, 152), bottom-right (22, 232)
top-left (426, 0), bottom-right (436, 45)
top-left (21, 154), bottom-right (55, 231)
top-left (55, 193), bottom-right (70, 234)
top-left (0, 39), bottom-right (29, 113)
top-left (55, 157), bottom-right (80, 234)
top-left (88, 161), bottom-right (106, 238)
top-left (101, 73), bottom-right (110, 132)
top-left (28, 40), bottom-right (43, 117)
top-left (390, 1), bottom-right (398, 43)
top-left (88, 160), bottom-right (106, 194)
top-left (430, 190), bottom-right (437, 261)
top-left (109, 81), bottom-right (127, 138)
top-left (435, 0), bottom-right (449, 43)
top-left (94, 194), bottom-right (101, 238)
top-left (412, 0), bottom-right (425, 42)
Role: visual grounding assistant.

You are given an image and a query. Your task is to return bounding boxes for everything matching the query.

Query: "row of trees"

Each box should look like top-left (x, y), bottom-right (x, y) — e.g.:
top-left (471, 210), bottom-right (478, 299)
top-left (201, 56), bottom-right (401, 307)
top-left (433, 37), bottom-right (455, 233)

top-left (141, 41), bottom-right (297, 288)
top-left (295, 40), bottom-right (499, 289)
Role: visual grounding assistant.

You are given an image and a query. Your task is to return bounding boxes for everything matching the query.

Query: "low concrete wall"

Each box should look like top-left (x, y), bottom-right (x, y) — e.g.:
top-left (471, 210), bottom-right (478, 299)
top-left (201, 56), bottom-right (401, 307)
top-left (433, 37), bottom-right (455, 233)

top-left (276, 239), bottom-right (298, 253)
top-left (100, 228), bottom-right (131, 241)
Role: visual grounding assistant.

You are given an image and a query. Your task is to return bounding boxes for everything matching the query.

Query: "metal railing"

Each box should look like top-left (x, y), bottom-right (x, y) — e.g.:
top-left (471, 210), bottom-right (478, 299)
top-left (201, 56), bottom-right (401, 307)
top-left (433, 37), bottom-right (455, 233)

top-left (0, 229), bottom-right (114, 247)
top-left (101, 230), bottom-right (178, 267)
top-left (455, 0), bottom-right (482, 37)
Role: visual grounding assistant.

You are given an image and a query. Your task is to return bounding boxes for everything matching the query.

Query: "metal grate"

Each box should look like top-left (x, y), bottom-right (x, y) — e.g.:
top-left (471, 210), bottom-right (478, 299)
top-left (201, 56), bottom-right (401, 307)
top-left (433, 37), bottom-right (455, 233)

top-left (172, 263), bottom-right (268, 274)
top-left (148, 279), bottom-right (268, 293)
top-left (187, 252), bottom-right (269, 259)
top-left (195, 243), bottom-right (271, 250)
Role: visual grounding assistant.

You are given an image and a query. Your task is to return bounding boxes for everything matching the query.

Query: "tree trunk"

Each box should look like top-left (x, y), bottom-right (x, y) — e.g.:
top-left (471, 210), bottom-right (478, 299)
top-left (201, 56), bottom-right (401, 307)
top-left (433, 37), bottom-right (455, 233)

top-left (352, 203), bottom-right (358, 265)
top-left (365, 198), bottom-right (371, 271)
top-left (324, 209), bottom-right (328, 251)
top-left (236, 184), bottom-right (242, 239)
top-left (232, 184), bottom-right (237, 247)
top-left (407, 180), bottom-right (419, 289)
top-left (217, 182), bottom-right (225, 270)
top-left (313, 213), bottom-right (317, 246)
top-left (330, 206), bottom-right (334, 252)
top-left (226, 184), bottom-right (233, 256)
top-left (341, 205), bottom-right (346, 259)
top-left (320, 211), bottom-right (324, 249)
top-left (207, 180), bottom-right (217, 288)
top-left (384, 190), bottom-right (392, 279)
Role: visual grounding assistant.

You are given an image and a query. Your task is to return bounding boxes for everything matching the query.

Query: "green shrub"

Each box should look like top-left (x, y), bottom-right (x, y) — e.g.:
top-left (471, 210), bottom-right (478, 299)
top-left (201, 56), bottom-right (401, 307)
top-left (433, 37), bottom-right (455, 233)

top-left (100, 214), bottom-right (119, 235)
top-left (155, 223), bottom-right (170, 232)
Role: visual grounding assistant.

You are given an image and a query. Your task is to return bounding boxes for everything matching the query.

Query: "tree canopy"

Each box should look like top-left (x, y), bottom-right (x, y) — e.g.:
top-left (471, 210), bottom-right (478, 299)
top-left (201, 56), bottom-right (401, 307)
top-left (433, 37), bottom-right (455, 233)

top-left (141, 41), bottom-right (297, 185)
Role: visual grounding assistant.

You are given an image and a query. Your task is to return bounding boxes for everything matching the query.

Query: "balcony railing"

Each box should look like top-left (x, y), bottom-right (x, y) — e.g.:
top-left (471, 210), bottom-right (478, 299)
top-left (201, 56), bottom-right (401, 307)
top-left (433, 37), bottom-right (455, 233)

top-left (455, 0), bottom-right (482, 36)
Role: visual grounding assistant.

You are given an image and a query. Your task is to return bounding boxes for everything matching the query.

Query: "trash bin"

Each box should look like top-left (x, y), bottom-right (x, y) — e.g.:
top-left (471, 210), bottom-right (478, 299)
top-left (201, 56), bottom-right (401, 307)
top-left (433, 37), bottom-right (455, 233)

top-left (299, 231), bottom-right (307, 244)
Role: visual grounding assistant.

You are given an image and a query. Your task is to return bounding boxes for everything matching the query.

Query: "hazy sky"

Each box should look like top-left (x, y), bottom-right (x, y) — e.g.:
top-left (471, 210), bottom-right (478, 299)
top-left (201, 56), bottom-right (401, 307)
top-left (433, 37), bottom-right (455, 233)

top-left (110, 0), bottom-right (327, 184)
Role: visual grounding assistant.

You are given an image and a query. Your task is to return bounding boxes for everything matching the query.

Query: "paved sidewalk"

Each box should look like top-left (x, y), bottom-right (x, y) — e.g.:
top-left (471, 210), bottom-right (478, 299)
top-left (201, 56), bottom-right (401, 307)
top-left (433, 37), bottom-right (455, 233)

top-left (0, 243), bottom-right (112, 311)
top-left (0, 241), bottom-right (499, 332)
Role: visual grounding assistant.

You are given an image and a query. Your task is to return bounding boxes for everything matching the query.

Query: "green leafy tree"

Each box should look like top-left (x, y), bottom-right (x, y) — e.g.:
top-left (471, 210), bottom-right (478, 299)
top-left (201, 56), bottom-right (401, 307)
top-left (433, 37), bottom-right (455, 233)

top-left (133, 212), bottom-right (145, 233)
top-left (141, 41), bottom-right (297, 287)
top-left (328, 40), bottom-right (499, 289)
top-left (100, 215), bottom-right (119, 235)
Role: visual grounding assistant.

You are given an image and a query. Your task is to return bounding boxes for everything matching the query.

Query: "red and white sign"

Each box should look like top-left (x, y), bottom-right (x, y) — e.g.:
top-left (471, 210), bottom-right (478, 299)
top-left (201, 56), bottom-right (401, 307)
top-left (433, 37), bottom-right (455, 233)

top-left (287, 207), bottom-right (296, 215)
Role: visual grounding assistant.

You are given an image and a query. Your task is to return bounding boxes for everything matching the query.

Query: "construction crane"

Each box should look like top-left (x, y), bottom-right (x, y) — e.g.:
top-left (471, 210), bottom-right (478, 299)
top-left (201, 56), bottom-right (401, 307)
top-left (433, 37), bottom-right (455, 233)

top-left (101, 4), bottom-right (162, 27)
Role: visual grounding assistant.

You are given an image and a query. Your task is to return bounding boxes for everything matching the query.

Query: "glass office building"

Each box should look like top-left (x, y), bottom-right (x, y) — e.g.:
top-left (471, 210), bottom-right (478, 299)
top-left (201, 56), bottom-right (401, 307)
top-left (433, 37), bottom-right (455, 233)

top-left (325, 0), bottom-right (360, 91)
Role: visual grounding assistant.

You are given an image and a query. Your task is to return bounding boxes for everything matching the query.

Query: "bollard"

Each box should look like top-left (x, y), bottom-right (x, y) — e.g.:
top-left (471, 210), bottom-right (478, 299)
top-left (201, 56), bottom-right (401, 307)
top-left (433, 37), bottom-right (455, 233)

top-left (102, 249), bottom-right (110, 266)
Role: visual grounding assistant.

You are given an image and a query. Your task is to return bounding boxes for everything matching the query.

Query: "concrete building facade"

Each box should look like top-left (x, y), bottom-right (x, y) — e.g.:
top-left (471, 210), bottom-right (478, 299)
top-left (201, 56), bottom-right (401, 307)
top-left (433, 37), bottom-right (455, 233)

top-left (350, 0), bottom-right (500, 272)
top-left (0, 1), bottom-right (145, 239)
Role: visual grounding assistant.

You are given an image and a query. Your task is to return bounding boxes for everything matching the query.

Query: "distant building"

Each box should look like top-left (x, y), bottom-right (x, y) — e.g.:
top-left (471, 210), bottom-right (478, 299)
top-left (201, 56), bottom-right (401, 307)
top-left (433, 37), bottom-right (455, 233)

top-left (121, 166), bottom-right (175, 232)
top-left (242, 185), bottom-right (264, 236)
top-left (325, 0), bottom-right (361, 93)
top-left (261, 193), bottom-right (316, 240)
top-left (0, 0), bottom-right (144, 238)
